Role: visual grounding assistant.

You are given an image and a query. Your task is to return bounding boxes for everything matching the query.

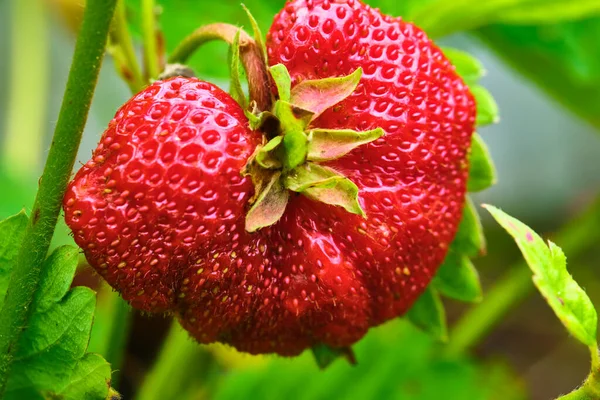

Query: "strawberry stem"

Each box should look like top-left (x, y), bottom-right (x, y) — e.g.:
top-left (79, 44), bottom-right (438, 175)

top-left (109, 0), bottom-right (145, 92)
top-left (559, 347), bottom-right (600, 399)
top-left (141, 0), bottom-right (161, 80)
top-left (168, 23), bottom-right (272, 111)
top-left (102, 292), bottom-right (133, 390)
top-left (0, 0), bottom-right (118, 394)
top-left (135, 323), bottom-right (212, 400)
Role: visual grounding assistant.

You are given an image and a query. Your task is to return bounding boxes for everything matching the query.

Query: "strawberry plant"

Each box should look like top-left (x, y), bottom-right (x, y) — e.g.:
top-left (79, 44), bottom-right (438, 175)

top-left (1, 0), bottom-right (600, 399)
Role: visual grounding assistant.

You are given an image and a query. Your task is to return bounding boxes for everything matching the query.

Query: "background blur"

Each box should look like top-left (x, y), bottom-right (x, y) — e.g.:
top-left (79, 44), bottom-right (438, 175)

top-left (1, 1), bottom-right (600, 399)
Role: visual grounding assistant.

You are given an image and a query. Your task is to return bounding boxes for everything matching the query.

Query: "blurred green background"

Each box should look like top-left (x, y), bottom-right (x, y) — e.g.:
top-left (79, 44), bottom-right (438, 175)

top-left (1, 0), bottom-right (600, 399)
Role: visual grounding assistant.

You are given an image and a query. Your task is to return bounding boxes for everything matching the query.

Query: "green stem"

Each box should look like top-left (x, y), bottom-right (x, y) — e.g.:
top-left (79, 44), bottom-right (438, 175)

top-left (109, 0), bottom-right (145, 92)
top-left (444, 265), bottom-right (532, 357)
top-left (135, 322), bottom-right (212, 400)
top-left (2, 0), bottom-right (49, 178)
top-left (558, 347), bottom-right (600, 400)
top-left (104, 294), bottom-right (132, 390)
top-left (446, 198), bottom-right (600, 356)
top-left (141, 0), bottom-right (160, 80)
top-left (168, 23), bottom-right (272, 111)
top-left (0, 0), bottom-right (118, 394)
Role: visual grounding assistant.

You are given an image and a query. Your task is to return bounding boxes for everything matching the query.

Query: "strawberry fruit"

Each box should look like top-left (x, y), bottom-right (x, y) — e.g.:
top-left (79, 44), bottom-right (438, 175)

top-left (64, 0), bottom-right (476, 357)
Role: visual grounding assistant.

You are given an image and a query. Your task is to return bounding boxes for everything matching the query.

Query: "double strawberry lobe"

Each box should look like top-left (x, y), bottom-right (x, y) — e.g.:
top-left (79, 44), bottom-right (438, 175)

top-left (64, 0), bottom-right (477, 357)
top-left (244, 64), bottom-right (385, 232)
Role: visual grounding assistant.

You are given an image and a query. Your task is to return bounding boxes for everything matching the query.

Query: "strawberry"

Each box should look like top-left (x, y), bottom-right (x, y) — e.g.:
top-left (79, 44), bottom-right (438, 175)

top-left (64, 0), bottom-right (475, 357)
top-left (265, 0), bottom-right (476, 330)
top-left (64, 78), bottom-right (262, 314)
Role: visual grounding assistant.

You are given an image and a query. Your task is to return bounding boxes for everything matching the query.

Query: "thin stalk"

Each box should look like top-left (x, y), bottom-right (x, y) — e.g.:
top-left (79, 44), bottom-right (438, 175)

top-left (0, 0), bottom-right (118, 394)
top-left (104, 295), bottom-right (132, 390)
top-left (168, 23), bottom-right (272, 111)
top-left (558, 347), bottom-right (600, 400)
top-left (445, 265), bottom-right (532, 357)
top-left (135, 322), bottom-right (211, 400)
top-left (2, 0), bottom-right (49, 178)
top-left (141, 0), bottom-right (160, 79)
top-left (109, 0), bottom-right (145, 92)
top-left (446, 197), bottom-right (600, 356)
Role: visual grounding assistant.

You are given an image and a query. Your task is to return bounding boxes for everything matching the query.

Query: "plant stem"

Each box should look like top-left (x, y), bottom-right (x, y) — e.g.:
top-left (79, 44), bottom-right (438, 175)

top-left (0, 0), bottom-right (118, 394)
top-left (2, 0), bottom-right (49, 179)
top-left (445, 265), bottom-right (532, 357)
top-left (135, 322), bottom-right (212, 400)
top-left (104, 294), bottom-right (132, 390)
top-left (168, 23), bottom-right (272, 111)
top-left (141, 0), bottom-right (160, 80)
top-left (109, 0), bottom-right (145, 92)
top-left (558, 347), bottom-right (600, 400)
top-left (446, 198), bottom-right (600, 356)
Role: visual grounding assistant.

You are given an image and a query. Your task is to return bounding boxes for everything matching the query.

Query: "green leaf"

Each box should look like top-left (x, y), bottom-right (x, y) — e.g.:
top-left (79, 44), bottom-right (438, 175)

top-left (245, 172), bottom-right (289, 233)
top-left (485, 205), bottom-right (598, 347)
top-left (229, 29), bottom-right (247, 109)
top-left (442, 47), bottom-right (485, 86)
top-left (406, 287), bottom-right (448, 342)
top-left (311, 344), bottom-right (355, 369)
top-left (472, 85), bottom-right (499, 126)
top-left (255, 136), bottom-right (283, 169)
top-left (404, 0), bottom-right (600, 38)
top-left (477, 19), bottom-right (600, 129)
top-left (0, 212), bottom-right (28, 310)
top-left (467, 133), bottom-right (496, 192)
top-left (289, 68), bottom-right (362, 121)
top-left (453, 197), bottom-right (486, 257)
top-left (433, 250), bottom-right (483, 303)
top-left (3, 246), bottom-right (111, 400)
top-left (306, 128), bottom-right (385, 162)
top-left (269, 64), bottom-right (292, 102)
top-left (497, 2), bottom-right (600, 25)
top-left (284, 163), bottom-right (365, 217)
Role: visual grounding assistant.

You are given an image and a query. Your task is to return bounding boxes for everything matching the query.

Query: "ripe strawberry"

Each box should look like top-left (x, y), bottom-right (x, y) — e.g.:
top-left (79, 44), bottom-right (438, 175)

top-left (64, 0), bottom-right (475, 357)
top-left (64, 78), bottom-right (262, 314)
top-left (265, 0), bottom-right (476, 325)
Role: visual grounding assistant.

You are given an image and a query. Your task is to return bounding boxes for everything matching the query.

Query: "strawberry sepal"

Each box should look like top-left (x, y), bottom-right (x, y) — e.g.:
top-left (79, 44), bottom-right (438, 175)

top-left (245, 171), bottom-right (289, 233)
top-left (241, 65), bottom-right (381, 232)
top-left (288, 67), bottom-right (362, 121)
top-left (284, 163), bottom-right (366, 217)
top-left (306, 127), bottom-right (385, 162)
top-left (311, 343), bottom-right (356, 369)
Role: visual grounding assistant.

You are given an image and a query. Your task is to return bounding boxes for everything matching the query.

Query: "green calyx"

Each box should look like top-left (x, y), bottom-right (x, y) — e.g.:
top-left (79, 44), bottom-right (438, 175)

top-left (243, 64), bottom-right (385, 232)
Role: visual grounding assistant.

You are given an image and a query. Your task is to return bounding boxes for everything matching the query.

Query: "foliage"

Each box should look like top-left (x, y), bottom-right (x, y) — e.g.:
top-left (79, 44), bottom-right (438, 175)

top-left (486, 206), bottom-right (600, 399)
top-left (486, 206), bottom-right (597, 347)
top-left (477, 18), bottom-right (600, 128)
top-left (0, 214), bottom-right (111, 399)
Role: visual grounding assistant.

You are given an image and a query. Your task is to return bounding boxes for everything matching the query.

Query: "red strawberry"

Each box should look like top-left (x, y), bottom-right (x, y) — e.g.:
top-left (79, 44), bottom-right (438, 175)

top-left (64, 78), bottom-right (262, 314)
top-left (64, 0), bottom-right (475, 357)
top-left (265, 0), bottom-right (475, 325)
